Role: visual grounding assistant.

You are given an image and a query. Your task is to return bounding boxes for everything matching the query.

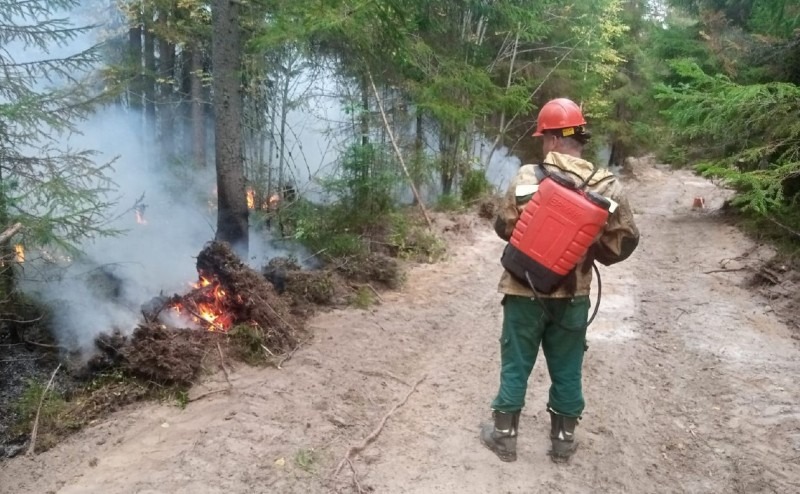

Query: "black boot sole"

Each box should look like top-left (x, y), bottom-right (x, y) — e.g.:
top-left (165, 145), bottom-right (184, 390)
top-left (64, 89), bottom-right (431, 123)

top-left (548, 442), bottom-right (578, 463)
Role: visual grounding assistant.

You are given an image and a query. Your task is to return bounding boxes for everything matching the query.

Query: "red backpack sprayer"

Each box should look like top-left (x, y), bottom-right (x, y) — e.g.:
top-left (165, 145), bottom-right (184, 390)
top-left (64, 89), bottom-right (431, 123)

top-left (501, 164), bottom-right (616, 329)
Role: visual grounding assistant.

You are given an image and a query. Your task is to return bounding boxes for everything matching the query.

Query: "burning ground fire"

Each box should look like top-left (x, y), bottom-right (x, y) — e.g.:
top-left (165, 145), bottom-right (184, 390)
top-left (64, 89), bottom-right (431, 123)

top-left (246, 187), bottom-right (281, 210)
top-left (170, 275), bottom-right (237, 332)
top-left (137, 241), bottom-right (299, 355)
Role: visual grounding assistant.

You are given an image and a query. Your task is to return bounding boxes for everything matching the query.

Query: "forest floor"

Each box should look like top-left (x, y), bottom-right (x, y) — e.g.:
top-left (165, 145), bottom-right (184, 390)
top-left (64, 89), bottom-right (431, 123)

top-left (1, 160), bottom-right (799, 494)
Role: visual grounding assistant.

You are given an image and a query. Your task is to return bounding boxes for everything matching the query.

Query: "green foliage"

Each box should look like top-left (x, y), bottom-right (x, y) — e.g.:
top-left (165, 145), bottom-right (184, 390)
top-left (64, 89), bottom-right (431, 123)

top-left (461, 168), bottom-right (493, 203)
top-left (323, 143), bottom-right (398, 222)
top-left (227, 324), bottom-right (270, 366)
top-left (387, 212), bottom-right (446, 262)
top-left (350, 286), bottom-right (375, 309)
top-left (435, 194), bottom-right (463, 212)
top-left (293, 448), bottom-right (317, 472)
top-left (281, 199), bottom-right (368, 259)
top-left (13, 379), bottom-right (70, 435)
top-left (0, 0), bottom-right (116, 256)
top-left (657, 60), bottom-right (800, 228)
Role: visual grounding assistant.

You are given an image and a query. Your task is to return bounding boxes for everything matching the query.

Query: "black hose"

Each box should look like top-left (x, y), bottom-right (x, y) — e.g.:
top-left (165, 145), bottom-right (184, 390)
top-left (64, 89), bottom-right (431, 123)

top-left (524, 262), bottom-right (602, 332)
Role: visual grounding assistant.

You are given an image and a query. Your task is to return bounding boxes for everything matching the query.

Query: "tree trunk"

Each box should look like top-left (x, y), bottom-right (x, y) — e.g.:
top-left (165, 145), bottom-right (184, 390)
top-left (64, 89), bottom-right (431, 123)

top-left (212, 0), bottom-right (248, 255)
top-left (360, 72), bottom-right (370, 146)
top-left (412, 110), bottom-right (424, 204)
top-left (191, 47), bottom-right (206, 168)
top-left (143, 19), bottom-right (157, 147)
top-left (278, 68), bottom-right (290, 196)
top-left (158, 14), bottom-right (175, 162)
top-left (439, 128), bottom-right (458, 195)
top-left (128, 23), bottom-right (143, 111)
top-left (0, 166), bottom-right (15, 313)
top-left (267, 81), bottom-right (277, 197)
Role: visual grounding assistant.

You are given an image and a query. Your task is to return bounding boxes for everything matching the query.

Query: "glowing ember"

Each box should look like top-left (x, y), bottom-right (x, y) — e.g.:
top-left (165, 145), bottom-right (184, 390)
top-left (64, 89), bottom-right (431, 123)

top-left (247, 188), bottom-right (256, 209)
top-left (173, 275), bottom-right (234, 332)
top-left (14, 244), bottom-right (24, 263)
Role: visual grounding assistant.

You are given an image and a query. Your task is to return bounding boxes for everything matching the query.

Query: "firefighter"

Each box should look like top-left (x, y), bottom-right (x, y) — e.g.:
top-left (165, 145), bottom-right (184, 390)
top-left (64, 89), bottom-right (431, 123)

top-left (480, 98), bottom-right (640, 463)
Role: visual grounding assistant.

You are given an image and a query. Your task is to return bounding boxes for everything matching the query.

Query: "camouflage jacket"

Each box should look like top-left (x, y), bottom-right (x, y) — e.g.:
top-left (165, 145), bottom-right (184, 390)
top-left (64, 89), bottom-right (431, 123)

top-left (495, 152), bottom-right (640, 298)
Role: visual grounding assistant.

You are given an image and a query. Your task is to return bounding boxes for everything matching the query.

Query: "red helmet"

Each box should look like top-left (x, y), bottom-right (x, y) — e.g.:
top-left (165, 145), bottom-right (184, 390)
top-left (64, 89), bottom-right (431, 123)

top-left (533, 98), bottom-right (586, 136)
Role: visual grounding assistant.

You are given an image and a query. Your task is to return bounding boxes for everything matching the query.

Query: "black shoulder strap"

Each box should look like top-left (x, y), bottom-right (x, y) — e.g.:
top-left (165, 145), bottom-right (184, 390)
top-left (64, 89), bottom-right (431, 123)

top-left (535, 163), bottom-right (549, 182)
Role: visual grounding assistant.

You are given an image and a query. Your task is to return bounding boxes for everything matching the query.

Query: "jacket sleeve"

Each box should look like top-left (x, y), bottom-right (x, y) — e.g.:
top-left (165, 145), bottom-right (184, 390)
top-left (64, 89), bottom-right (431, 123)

top-left (493, 165), bottom-right (539, 241)
top-left (592, 185), bottom-right (640, 266)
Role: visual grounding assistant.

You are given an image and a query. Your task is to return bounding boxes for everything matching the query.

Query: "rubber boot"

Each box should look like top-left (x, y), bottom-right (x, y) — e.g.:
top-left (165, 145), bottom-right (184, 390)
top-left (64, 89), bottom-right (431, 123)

top-left (549, 410), bottom-right (579, 462)
top-left (480, 410), bottom-right (519, 462)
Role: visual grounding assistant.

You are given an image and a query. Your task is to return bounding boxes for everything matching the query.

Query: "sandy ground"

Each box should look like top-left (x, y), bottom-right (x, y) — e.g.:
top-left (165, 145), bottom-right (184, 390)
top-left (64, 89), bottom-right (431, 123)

top-left (2, 162), bottom-right (800, 494)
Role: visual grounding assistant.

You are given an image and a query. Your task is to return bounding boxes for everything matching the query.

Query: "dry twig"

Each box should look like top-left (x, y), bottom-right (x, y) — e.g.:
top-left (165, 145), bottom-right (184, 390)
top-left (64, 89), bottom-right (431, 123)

top-left (263, 301), bottom-right (297, 334)
top-left (332, 374), bottom-right (426, 477)
top-left (355, 283), bottom-right (384, 303)
top-left (347, 458), bottom-right (365, 494)
top-left (22, 338), bottom-right (69, 352)
top-left (187, 388), bottom-right (230, 403)
top-left (703, 267), bottom-right (748, 274)
top-left (27, 363), bottom-right (61, 456)
top-left (277, 335), bottom-right (312, 369)
top-left (217, 342), bottom-right (232, 388)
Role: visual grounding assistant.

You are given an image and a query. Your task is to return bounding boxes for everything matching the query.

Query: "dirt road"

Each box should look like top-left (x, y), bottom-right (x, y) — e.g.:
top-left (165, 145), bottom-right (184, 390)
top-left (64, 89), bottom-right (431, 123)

top-left (2, 162), bottom-right (799, 493)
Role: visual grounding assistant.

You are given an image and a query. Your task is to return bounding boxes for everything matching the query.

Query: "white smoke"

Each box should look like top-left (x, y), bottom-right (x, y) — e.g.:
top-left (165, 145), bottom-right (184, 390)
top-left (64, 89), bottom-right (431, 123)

top-left (12, 1), bottom-right (523, 351)
top-left (19, 107), bottom-right (302, 349)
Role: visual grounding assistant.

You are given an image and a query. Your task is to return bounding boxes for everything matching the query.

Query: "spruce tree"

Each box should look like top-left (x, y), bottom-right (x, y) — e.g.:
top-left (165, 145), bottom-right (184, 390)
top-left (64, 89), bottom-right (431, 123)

top-left (0, 0), bottom-right (115, 307)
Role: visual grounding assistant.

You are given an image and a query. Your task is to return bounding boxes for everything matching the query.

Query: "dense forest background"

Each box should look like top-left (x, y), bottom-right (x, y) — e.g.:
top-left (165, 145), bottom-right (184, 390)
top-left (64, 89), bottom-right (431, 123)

top-left (2, 0), bottom-right (800, 335)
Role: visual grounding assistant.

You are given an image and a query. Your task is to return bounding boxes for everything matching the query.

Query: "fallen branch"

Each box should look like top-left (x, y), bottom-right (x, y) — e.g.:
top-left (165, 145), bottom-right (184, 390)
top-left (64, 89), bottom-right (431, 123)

top-left (703, 267), bottom-right (748, 274)
top-left (367, 70), bottom-right (432, 229)
top-left (365, 284), bottom-right (383, 303)
top-left (22, 339), bottom-right (69, 352)
top-left (353, 283), bottom-right (384, 303)
top-left (358, 369), bottom-right (411, 387)
top-left (766, 215), bottom-right (800, 239)
top-left (187, 388), bottom-right (230, 403)
top-left (263, 301), bottom-right (297, 335)
top-left (0, 222), bottom-right (23, 244)
top-left (27, 363), bottom-right (62, 456)
top-left (347, 457), bottom-right (365, 494)
top-left (261, 344), bottom-right (276, 358)
top-left (332, 374), bottom-right (426, 477)
top-left (277, 335), bottom-right (312, 369)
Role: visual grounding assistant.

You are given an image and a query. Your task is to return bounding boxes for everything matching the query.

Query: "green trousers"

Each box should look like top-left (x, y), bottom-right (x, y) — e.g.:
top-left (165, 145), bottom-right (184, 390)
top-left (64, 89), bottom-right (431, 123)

top-left (491, 295), bottom-right (589, 418)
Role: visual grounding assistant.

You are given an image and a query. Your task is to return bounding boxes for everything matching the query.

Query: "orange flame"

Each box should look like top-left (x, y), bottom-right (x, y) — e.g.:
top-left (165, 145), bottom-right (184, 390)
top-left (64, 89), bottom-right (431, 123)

top-left (173, 275), bottom-right (234, 332)
top-left (247, 188), bottom-right (256, 210)
top-left (193, 276), bottom-right (213, 288)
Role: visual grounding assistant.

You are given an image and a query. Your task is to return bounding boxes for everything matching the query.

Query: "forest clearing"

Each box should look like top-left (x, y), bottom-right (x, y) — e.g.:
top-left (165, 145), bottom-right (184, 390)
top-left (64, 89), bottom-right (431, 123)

top-left (2, 159), bottom-right (799, 494)
top-left (2, 1), bottom-right (800, 493)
